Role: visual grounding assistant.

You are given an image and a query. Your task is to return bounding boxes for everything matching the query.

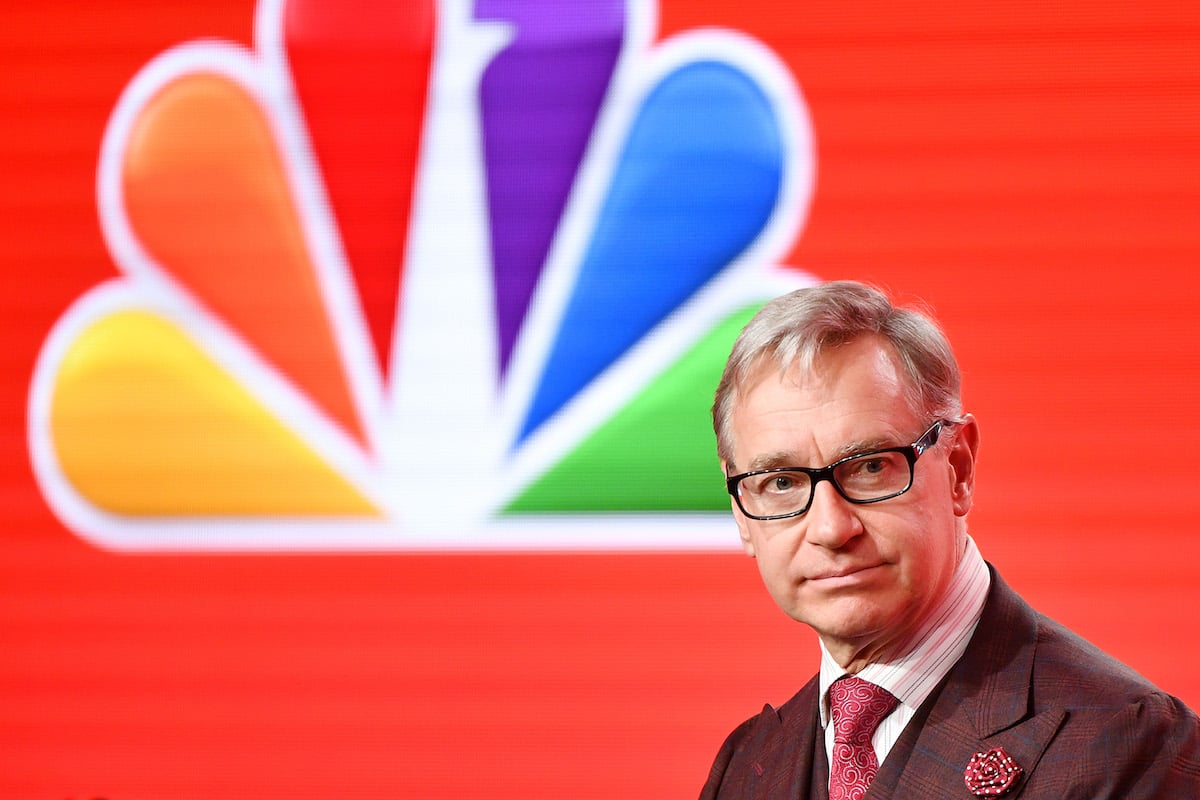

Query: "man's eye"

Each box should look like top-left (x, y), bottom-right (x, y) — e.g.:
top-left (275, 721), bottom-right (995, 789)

top-left (839, 453), bottom-right (904, 487)
top-left (752, 472), bottom-right (806, 496)
top-left (770, 475), bottom-right (796, 492)
top-left (860, 457), bottom-right (887, 474)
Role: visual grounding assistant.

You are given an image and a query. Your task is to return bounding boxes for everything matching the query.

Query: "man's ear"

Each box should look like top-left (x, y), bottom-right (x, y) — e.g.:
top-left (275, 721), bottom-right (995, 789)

top-left (947, 414), bottom-right (980, 517)
top-left (723, 460), bottom-right (756, 557)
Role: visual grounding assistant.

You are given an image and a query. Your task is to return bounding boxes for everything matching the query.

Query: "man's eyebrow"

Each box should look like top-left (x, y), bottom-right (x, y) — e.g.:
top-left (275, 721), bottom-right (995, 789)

top-left (744, 437), bottom-right (896, 472)
top-left (835, 436), bottom-right (893, 458)
top-left (745, 451), bottom-right (803, 472)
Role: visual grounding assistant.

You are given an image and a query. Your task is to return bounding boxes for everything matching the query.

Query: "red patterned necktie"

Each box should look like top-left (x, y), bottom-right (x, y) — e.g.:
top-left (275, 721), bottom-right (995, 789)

top-left (827, 676), bottom-right (899, 800)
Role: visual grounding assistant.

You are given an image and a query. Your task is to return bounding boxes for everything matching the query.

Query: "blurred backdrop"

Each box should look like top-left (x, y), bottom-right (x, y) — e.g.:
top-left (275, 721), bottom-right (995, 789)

top-left (3, 1), bottom-right (1199, 797)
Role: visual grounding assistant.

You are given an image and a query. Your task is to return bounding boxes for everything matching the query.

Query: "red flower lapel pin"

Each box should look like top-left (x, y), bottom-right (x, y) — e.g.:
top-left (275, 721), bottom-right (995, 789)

top-left (964, 747), bottom-right (1023, 797)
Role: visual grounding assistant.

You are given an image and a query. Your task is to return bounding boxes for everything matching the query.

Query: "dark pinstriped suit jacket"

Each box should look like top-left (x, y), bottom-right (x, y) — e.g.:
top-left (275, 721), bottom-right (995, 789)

top-left (699, 568), bottom-right (1200, 799)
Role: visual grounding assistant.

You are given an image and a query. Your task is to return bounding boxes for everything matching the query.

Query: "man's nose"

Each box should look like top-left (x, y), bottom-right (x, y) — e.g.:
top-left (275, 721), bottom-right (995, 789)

top-left (803, 479), bottom-right (865, 549)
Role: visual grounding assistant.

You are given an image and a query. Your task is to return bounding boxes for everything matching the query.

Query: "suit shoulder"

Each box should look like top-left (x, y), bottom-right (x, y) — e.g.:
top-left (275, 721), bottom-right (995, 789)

top-left (1032, 611), bottom-right (1162, 704)
top-left (985, 567), bottom-right (1168, 706)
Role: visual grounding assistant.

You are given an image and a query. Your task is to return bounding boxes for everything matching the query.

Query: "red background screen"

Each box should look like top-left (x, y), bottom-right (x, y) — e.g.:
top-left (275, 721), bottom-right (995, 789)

top-left (3, 2), bottom-right (1199, 797)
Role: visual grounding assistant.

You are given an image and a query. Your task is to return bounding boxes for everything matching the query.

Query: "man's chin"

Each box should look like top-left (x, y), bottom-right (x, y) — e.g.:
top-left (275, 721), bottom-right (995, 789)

top-left (795, 596), bottom-right (899, 650)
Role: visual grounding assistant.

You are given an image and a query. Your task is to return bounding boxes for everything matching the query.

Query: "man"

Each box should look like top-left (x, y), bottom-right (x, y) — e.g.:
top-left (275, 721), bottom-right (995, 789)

top-left (699, 281), bottom-right (1200, 799)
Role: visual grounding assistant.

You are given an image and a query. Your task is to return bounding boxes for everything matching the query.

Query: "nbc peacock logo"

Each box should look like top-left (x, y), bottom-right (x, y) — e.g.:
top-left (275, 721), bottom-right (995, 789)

top-left (28, 0), bottom-right (816, 551)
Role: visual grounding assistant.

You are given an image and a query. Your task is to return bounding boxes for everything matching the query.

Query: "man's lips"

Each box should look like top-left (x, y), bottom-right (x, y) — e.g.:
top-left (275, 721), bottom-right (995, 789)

top-left (806, 564), bottom-right (885, 582)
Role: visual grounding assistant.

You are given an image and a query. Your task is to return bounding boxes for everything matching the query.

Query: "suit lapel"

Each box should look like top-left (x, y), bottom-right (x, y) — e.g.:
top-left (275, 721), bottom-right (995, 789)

top-left (743, 678), bottom-right (822, 799)
top-left (879, 569), bottom-right (1066, 798)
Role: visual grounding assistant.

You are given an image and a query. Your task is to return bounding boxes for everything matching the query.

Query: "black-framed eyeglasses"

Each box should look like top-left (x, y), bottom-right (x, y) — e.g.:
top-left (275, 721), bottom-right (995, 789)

top-left (725, 421), bottom-right (949, 521)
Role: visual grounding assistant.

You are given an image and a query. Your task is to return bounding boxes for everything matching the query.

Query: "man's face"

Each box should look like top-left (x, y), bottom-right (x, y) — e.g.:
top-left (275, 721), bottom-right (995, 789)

top-left (724, 334), bottom-right (979, 668)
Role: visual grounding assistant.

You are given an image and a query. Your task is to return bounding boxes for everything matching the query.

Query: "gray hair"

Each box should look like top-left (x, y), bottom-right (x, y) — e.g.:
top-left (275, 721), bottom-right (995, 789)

top-left (712, 281), bottom-right (963, 465)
